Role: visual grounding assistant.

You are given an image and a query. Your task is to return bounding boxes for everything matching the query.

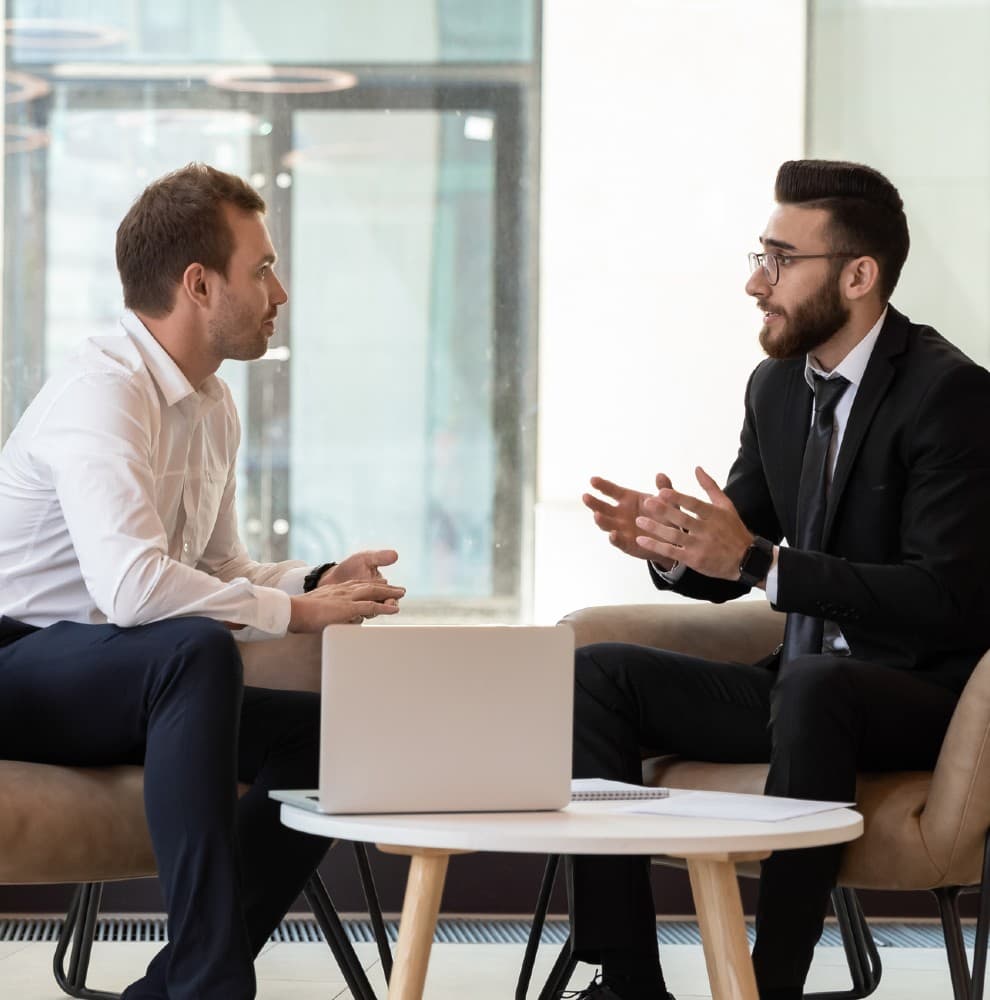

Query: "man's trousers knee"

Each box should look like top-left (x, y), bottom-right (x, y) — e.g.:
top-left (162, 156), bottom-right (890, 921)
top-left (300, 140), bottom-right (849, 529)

top-left (0, 616), bottom-right (327, 1000)
top-left (568, 641), bottom-right (961, 992)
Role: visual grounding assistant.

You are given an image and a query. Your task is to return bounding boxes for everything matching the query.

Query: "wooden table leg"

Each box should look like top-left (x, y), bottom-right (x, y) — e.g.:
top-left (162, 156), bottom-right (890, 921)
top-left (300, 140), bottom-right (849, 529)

top-left (686, 856), bottom-right (758, 1000)
top-left (383, 849), bottom-right (451, 1000)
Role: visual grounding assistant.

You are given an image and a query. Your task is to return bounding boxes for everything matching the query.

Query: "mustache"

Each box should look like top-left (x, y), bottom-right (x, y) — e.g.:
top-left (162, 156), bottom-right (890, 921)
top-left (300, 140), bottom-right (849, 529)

top-left (757, 300), bottom-right (784, 316)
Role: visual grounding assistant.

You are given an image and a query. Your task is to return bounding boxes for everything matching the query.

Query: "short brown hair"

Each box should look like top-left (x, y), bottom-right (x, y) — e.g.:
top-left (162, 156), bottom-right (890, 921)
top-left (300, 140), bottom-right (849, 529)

top-left (775, 159), bottom-right (910, 301)
top-left (115, 163), bottom-right (266, 318)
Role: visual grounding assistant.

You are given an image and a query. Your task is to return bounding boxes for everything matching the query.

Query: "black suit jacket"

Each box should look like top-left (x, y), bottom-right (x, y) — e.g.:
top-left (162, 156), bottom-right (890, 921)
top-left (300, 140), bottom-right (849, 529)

top-left (652, 305), bottom-right (990, 690)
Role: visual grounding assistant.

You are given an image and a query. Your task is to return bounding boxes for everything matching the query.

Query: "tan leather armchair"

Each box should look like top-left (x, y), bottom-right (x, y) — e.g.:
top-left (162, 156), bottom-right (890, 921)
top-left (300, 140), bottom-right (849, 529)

top-left (0, 633), bottom-right (391, 1000)
top-left (544, 599), bottom-right (990, 1000)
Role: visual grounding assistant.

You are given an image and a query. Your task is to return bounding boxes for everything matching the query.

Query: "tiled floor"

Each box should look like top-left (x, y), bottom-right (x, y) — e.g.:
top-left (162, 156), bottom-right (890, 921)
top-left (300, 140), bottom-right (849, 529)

top-left (0, 937), bottom-right (966, 999)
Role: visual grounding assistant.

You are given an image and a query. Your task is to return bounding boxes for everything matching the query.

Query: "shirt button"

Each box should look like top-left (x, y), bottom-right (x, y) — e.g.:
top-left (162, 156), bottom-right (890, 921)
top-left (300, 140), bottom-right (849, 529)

top-left (183, 542), bottom-right (190, 554)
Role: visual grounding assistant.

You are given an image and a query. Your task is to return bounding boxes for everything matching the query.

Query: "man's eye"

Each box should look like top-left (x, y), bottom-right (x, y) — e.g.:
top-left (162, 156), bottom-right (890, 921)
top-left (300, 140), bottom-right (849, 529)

top-left (776, 255), bottom-right (794, 267)
top-left (258, 266), bottom-right (269, 277)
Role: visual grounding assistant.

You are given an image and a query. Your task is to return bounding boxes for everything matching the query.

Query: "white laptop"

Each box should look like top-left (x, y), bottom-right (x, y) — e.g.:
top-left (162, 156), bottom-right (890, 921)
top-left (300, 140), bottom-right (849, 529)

top-left (270, 624), bottom-right (574, 815)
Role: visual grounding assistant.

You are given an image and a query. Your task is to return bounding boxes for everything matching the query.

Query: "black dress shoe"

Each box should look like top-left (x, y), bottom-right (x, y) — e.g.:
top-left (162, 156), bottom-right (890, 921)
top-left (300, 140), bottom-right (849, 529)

top-left (561, 972), bottom-right (675, 1000)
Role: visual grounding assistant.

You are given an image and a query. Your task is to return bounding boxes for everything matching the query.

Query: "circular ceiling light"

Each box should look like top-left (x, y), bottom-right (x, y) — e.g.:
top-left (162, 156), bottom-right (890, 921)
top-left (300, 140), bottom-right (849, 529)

top-left (4, 70), bottom-right (51, 104)
top-left (5, 123), bottom-right (50, 155)
top-left (5, 18), bottom-right (127, 50)
top-left (208, 65), bottom-right (357, 95)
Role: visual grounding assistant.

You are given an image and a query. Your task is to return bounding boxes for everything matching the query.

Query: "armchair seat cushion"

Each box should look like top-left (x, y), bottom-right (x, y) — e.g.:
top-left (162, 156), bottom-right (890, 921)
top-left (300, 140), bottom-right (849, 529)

top-left (0, 760), bottom-right (155, 884)
top-left (644, 757), bottom-right (949, 890)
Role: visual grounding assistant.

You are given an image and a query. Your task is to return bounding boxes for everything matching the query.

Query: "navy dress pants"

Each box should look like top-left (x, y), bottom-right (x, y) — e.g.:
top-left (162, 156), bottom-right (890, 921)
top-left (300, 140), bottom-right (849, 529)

top-left (568, 642), bottom-right (962, 995)
top-left (0, 615), bottom-right (327, 1000)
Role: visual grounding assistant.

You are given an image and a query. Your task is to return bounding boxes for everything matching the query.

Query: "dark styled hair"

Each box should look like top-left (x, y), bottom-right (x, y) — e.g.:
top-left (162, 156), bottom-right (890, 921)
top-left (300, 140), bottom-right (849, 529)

top-left (115, 163), bottom-right (266, 318)
top-left (774, 159), bottom-right (910, 301)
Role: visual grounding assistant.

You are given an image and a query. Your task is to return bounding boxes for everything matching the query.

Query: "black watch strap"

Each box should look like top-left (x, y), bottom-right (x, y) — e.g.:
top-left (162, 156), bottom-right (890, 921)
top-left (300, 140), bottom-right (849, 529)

top-left (738, 536), bottom-right (774, 587)
top-left (303, 562), bottom-right (337, 593)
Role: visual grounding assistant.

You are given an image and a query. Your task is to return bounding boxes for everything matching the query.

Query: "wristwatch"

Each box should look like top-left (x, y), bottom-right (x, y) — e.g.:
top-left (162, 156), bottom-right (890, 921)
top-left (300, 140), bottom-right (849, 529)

top-left (738, 536), bottom-right (774, 587)
top-left (303, 562), bottom-right (337, 593)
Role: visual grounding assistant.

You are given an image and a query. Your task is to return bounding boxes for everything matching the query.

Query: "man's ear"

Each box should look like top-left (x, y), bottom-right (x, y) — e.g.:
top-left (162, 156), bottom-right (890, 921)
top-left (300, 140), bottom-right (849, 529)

top-left (843, 255), bottom-right (880, 302)
top-left (180, 263), bottom-right (212, 309)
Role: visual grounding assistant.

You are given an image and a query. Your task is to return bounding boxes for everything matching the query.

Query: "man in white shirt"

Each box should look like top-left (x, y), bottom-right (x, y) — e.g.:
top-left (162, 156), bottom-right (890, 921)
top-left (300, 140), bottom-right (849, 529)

top-left (567, 160), bottom-right (990, 1000)
top-left (0, 163), bottom-right (405, 1000)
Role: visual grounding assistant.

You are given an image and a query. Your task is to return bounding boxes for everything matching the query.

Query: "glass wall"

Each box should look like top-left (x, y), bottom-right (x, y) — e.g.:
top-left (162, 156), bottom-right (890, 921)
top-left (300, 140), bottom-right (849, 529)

top-left (808, 0), bottom-right (990, 367)
top-left (1, 0), bottom-right (540, 620)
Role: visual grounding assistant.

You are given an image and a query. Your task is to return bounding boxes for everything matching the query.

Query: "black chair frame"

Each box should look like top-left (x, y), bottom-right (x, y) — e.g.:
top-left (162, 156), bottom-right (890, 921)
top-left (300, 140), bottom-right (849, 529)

top-left (517, 835), bottom-right (990, 1000)
top-left (514, 855), bottom-right (887, 1000)
top-left (52, 840), bottom-right (393, 1000)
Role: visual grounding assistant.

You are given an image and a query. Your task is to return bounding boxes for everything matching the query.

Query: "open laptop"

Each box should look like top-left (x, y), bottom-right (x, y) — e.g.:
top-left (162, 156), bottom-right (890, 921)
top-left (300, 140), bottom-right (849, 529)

top-left (270, 624), bottom-right (574, 815)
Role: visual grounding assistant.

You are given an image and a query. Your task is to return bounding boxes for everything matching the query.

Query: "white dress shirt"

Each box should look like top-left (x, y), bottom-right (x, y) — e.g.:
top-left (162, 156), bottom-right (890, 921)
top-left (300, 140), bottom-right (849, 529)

top-left (657, 308), bottom-right (887, 654)
top-left (0, 311), bottom-right (307, 633)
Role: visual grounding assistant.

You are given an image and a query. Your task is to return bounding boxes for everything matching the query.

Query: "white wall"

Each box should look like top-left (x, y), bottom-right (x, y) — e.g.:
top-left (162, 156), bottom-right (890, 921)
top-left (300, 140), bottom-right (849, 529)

top-left (534, 0), bottom-right (807, 623)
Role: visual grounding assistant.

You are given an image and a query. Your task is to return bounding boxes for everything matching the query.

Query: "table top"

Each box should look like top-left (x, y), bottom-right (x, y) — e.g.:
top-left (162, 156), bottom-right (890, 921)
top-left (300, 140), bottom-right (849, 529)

top-left (279, 801), bottom-right (862, 857)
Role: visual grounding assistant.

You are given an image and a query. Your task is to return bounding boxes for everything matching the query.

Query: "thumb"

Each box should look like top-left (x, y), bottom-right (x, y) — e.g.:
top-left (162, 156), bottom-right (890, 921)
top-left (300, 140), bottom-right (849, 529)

top-left (369, 549), bottom-right (399, 567)
top-left (655, 472), bottom-right (672, 492)
top-left (695, 466), bottom-right (730, 507)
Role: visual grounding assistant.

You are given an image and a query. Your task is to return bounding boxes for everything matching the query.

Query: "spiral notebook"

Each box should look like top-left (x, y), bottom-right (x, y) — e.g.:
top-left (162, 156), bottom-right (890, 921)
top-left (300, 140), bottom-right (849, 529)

top-left (571, 778), bottom-right (670, 802)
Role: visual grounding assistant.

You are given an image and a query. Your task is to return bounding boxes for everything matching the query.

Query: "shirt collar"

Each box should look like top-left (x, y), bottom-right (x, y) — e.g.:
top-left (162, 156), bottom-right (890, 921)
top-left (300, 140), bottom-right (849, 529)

top-left (804, 306), bottom-right (887, 390)
top-left (120, 310), bottom-right (224, 409)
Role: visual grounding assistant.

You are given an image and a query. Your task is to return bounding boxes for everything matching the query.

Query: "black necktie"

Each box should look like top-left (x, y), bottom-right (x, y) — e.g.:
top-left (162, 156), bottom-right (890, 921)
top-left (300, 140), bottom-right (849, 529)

top-left (780, 373), bottom-right (850, 664)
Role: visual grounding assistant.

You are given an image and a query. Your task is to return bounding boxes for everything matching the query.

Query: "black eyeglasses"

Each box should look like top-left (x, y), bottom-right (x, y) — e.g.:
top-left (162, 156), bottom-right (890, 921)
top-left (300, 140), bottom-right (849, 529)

top-left (748, 251), bottom-right (861, 286)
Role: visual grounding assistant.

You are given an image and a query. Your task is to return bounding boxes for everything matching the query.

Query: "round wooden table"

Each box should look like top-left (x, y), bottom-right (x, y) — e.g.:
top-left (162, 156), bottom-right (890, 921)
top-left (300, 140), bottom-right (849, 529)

top-left (280, 800), bottom-right (862, 1000)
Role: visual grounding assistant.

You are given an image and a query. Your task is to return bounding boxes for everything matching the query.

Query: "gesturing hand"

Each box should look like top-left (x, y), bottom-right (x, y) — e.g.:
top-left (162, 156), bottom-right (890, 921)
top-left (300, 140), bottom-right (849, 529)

top-left (633, 466), bottom-right (753, 581)
top-left (582, 472), bottom-right (678, 569)
top-left (323, 549), bottom-right (399, 585)
top-left (288, 580), bottom-right (406, 633)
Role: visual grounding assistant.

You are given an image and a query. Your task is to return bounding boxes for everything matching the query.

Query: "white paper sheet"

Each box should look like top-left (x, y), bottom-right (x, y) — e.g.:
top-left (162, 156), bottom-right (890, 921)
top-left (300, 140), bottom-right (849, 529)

top-left (620, 789), bottom-right (854, 822)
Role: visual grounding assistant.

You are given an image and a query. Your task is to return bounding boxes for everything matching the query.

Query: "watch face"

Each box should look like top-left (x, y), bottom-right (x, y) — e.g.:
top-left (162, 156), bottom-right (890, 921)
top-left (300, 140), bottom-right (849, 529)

top-left (741, 540), bottom-right (773, 583)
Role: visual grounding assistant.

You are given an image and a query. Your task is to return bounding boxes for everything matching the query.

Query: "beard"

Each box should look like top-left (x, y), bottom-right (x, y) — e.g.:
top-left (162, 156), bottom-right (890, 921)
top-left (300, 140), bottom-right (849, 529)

top-left (208, 288), bottom-right (269, 362)
top-left (758, 272), bottom-right (850, 361)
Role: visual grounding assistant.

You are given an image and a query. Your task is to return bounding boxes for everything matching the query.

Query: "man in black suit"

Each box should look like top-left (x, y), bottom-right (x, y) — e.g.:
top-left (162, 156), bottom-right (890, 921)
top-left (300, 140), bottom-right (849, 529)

top-left (566, 160), bottom-right (990, 1000)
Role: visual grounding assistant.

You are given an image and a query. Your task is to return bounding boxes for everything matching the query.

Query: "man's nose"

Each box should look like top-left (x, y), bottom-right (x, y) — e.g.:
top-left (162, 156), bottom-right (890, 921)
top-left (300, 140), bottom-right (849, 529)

top-left (270, 273), bottom-right (288, 306)
top-left (745, 266), bottom-right (769, 298)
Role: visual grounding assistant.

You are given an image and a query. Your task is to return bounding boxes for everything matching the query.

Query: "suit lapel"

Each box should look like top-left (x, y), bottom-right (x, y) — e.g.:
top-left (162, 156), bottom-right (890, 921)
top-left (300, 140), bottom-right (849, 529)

top-left (822, 307), bottom-right (910, 544)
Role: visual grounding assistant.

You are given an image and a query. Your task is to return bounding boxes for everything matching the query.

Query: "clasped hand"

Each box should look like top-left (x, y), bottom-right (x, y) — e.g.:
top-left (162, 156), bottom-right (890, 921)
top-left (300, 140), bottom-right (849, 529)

top-left (289, 549), bottom-right (406, 632)
top-left (583, 467), bottom-right (753, 581)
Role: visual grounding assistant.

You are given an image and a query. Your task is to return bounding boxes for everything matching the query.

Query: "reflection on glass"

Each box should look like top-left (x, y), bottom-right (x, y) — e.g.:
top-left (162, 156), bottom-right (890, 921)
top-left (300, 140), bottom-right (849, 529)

top-left (289, 110), bottom-right (495, 597)
top-left (2, 0), bottom-right (538, 620)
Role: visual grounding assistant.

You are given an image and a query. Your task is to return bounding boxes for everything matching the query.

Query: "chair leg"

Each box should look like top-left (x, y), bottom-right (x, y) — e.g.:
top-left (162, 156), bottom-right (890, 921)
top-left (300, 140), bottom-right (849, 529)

top-left (52, 882), bottom-right (120, 999)
top-left (803, 887), bottom-right (880, 1000)
top-left (538, 935), bottom-right (579, 1000)
top-left (934, 886), bottom-right (973, 1000)
top-left (972, 833), bottom-right (990, 1000)
top-left (516, 855), bottom-right (561, 1000)
top-left (844, 889), bottom-right (882, 995)
top-left (353, 841), bottom-right (394, 983)
top-left (305, 869), bottom-right (380, 1000)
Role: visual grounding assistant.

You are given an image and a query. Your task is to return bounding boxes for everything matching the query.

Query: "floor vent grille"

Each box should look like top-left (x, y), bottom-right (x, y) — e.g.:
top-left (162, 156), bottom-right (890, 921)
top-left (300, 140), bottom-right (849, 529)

top-left (0, 916), bottom-right (974, 949)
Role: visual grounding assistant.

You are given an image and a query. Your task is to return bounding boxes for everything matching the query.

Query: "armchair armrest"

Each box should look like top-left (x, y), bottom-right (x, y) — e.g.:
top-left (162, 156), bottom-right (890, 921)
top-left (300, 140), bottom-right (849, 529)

top-left (560, 598), bottom-right (784, 663)
top-left (922, 648), bottom-right (990, 885)
top-left (238, 632), bottom-right (322, 692)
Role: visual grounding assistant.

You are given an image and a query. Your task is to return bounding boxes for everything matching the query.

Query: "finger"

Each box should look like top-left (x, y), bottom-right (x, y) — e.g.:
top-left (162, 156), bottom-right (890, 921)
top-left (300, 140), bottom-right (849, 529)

top-left (641, 498), bottom-right (694, 531)
top-left (350, 583), bottom-right (406, 600)
top-left (658, 488), bottom-right (709, 517)
top-left (635, 535), bottom-right (684, 561)
top-left (592, 510), bottom-right (623, 533)
top-left (655, 472), bottom-right (673, 492)
top-left (367, 549), bottom-right (399, 567)
top-left (361, 601), bottom-right (400, 617)
top-left (695, 466), bottom-right (730, 507)
top-left (635, 517), bottom-right (690, 548)
top-left (588, 476), bottom-right (629, 501)
top-left (583, 492), bottom-right (619, 516)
